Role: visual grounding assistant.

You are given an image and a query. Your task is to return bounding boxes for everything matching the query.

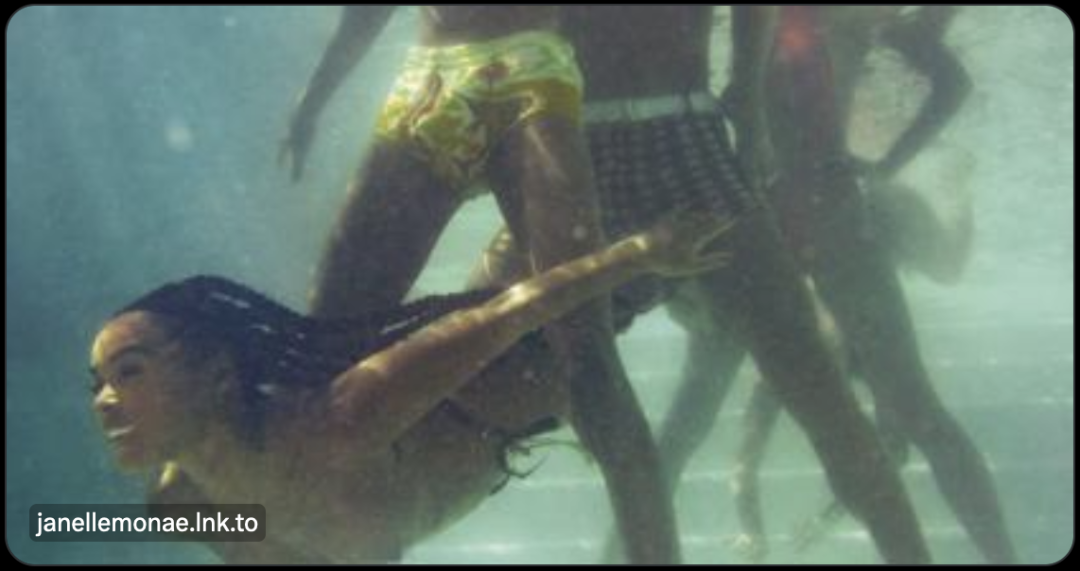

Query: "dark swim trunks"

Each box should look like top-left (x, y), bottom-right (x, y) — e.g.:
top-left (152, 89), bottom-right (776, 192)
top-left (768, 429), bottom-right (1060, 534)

top-left (584, 93), bottom-right (763, 327)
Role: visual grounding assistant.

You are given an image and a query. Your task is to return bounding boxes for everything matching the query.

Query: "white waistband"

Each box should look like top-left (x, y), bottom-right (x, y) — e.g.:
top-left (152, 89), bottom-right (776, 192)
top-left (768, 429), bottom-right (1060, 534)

top-left (584, 92), bottom-right (718, 124)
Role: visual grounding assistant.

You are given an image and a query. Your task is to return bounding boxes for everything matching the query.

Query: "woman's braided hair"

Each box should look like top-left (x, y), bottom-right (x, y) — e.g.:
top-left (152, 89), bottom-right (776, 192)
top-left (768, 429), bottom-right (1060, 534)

top-left (118, 275), bottom-right (499, 449)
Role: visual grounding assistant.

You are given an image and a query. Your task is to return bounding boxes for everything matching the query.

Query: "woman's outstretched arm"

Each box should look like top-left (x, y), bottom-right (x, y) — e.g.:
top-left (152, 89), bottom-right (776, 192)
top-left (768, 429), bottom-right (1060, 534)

top-left (325, 212), bottom-right (734, 451)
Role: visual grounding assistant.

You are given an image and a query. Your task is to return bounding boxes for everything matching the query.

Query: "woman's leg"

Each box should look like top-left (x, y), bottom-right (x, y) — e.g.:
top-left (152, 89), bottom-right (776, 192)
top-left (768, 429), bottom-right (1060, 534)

top-left (596, 281), bottom-right (748, 563)
top-left (659, 283), bottom-right (747, 497)
top-left (487, 115), bottom-right (679, 564)
top-left (695, 205), bottom-right (930, 564)
top-left (309, 141), bottom-right (461, 318)
top-left (731, 376), bottom-right (782, 562)
top-left (814, 204), bottom-right (1016, 564)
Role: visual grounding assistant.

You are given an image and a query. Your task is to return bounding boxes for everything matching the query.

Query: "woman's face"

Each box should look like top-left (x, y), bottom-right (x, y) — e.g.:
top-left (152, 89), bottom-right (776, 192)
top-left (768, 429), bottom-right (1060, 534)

top-left (89, 311), bottom-right (214, 470)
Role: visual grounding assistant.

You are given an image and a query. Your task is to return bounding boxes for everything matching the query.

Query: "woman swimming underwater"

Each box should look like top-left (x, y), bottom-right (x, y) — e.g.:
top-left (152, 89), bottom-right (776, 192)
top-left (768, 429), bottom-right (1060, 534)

top-left (88, 211), bottom-right (732, 563)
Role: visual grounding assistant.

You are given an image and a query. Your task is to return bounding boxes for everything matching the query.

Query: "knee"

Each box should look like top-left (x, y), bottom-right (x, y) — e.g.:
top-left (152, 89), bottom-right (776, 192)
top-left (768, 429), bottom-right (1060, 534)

top-left (570, 395), bottom-right (653, 461)
top-left (893, 407), bottom-right (962, 450)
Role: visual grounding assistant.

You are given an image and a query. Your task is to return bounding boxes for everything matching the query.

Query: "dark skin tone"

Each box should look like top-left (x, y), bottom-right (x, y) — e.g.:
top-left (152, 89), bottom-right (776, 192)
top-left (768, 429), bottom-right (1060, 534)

top-left (93, 213), bottom-right (732, 563)
top-left (564, 6), bottom-right (713, 99)
top-left (644, 6), bottom-right (1014, 564)
top-left (418, 6), bottom-right (557, 45)
top-left (827, 6), bottom-right (973, 179)
top-left (279, 7), bottom-right (676, 563)
top-left (474, 5), bottom-right (930, 565)
top-left (560, 5), bottom-right (776, 181)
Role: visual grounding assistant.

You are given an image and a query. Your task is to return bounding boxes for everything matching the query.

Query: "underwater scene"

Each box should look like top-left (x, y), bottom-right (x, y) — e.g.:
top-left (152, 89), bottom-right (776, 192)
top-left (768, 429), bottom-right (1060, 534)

top-left (6, 6), bottom-right (1073, 564)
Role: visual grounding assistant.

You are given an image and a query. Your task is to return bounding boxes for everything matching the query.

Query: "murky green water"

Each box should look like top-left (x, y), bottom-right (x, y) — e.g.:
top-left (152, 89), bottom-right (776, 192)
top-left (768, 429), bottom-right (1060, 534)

top-left (7, 6), bottom-right (1072, 564)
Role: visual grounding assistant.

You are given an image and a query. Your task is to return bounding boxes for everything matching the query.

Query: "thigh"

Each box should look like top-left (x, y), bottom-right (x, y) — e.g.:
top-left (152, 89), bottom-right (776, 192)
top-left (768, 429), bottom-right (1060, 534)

top-left (663, 277), bottom-right (750, 428)
top-left (696, 205), bottom-right (853, 419)
top-left (310, 141), bottom-right (461, 318)
top-left (812, 217), bottom-right (946, 421)
top-left (488, 115), bottom-right (605, 272)
top-left (702, 206), bottom-right (817, 348)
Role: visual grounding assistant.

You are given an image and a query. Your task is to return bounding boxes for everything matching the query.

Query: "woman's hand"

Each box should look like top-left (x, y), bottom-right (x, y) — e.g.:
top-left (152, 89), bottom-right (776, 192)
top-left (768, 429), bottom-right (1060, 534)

top-left (635, 209), bottom-right (736, 277)
top-left (278, 102), bottom-right (317, 183)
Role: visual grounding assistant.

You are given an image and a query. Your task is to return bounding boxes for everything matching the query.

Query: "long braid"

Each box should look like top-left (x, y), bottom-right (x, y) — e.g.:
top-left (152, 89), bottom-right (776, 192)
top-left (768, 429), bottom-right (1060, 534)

top-left (119, 276), bottom-right (501, 448)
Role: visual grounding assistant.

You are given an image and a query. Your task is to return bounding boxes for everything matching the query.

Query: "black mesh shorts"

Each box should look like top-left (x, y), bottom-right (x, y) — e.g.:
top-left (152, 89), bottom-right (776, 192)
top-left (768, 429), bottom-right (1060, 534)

top-left (588, 103), bottom-right (760, 240)
top-left (586, 102), bottom-right (763, 328)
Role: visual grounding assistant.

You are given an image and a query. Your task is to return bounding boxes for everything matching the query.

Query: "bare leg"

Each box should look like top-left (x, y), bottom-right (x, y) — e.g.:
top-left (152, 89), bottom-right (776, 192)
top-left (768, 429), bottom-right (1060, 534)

top-left (731, 377), bottom-right (782, 562)
top-left (814, 197), bottom-right (1016, 564)
top-left (599, 281), bottom-right (747, 562)
top-left (488, 116), bottom-right (679, 564)
top-left (472, 229), bottom-right (741, 564)
top-left (659, 282), bottom-right (748, 493)
top-left (789, 385), bottom-right (914, 555)
top-left (309, 141), bottom-right (461, 318)
top-left (873, 394), bottom-right (912, 467)
top-left (696, 205), bottom-right (929, 564)
top-left (734, 281), bottom-right (862, 559)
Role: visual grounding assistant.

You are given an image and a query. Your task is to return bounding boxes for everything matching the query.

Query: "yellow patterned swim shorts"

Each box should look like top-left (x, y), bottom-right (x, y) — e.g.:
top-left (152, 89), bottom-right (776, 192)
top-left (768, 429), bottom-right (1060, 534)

top-left (375, 30), bottom-right (584, 197)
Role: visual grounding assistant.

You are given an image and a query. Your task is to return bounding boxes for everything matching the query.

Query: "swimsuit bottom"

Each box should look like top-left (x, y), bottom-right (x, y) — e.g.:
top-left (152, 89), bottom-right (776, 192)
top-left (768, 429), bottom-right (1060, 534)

top-left (585, 93), bottom-right (763, 327)
top-left (376, 30), bottom-right (584, 198)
